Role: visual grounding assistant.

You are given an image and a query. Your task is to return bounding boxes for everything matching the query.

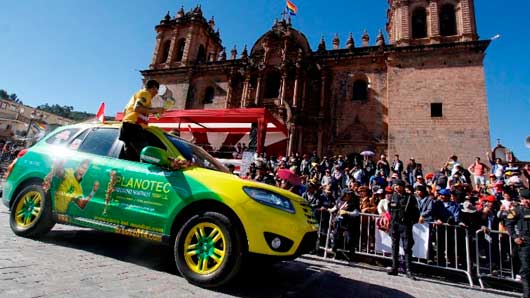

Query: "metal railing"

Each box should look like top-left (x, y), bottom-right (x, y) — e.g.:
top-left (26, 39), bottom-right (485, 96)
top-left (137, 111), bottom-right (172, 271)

top-left (311, 211), bottom-right (484, 287)
top-left (475, 229), bottom-right (517, 289)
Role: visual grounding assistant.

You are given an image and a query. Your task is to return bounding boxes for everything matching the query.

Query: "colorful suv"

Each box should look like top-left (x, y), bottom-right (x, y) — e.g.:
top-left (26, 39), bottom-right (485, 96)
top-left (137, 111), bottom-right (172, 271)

top-left (2, 122), bottom-right (318, 287)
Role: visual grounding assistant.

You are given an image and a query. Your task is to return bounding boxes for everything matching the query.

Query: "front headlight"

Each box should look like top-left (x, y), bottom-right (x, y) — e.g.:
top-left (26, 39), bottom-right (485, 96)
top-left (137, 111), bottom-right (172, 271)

top-left (243, 187), bottom-right (295, 214)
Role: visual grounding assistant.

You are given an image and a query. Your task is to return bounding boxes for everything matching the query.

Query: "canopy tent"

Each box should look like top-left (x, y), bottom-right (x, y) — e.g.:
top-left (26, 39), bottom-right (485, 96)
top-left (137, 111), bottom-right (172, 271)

top-left (116, 108), bottom-right (288, 155)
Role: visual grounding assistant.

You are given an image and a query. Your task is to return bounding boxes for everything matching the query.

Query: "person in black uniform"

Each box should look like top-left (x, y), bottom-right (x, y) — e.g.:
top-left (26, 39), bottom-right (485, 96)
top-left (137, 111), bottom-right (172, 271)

top-left (507, 188), bottom-right (530, 298)
top-left (387, 179), bottom-right (420, 279)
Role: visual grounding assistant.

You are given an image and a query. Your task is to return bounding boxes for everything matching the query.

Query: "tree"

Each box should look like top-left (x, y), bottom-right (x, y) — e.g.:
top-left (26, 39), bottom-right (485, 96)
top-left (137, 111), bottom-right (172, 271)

top-left (37, 103), bottom-right (97, 121)
top-left (0, 89), bottom-right (9, 100)
top-left (9, 93), bottom-right (20, 103)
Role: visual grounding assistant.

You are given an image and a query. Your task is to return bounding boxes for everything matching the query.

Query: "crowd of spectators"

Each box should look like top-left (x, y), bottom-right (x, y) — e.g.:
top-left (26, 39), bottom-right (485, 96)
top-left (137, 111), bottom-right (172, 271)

top-left (233, 150), bottom-right (530, 264)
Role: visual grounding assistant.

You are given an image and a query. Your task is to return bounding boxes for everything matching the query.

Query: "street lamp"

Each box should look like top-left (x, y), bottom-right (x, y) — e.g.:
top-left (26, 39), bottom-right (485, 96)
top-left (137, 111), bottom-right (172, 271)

top-left (25, 110), bottom-right (43, 146)
top-left (25, 111), bottom-right (36, 138)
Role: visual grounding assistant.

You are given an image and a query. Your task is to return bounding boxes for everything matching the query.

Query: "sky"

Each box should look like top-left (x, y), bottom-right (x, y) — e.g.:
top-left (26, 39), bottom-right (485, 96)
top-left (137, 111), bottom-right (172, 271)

top-left (0, 1), bottom-right (529, 160)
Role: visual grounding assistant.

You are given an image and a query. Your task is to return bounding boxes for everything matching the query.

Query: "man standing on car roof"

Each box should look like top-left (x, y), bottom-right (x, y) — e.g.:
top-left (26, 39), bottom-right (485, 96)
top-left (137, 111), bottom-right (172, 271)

top-left (120, 79), bottom-right (165, 160)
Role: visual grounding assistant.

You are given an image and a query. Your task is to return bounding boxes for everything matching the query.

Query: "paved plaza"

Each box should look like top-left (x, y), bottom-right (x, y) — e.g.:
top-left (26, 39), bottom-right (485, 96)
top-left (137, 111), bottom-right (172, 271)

top-left (0, 204), bottom-right (516, 298)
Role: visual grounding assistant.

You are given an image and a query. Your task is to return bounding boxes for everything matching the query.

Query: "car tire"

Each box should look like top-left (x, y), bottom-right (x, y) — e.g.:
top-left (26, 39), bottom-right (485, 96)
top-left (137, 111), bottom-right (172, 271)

top-left (174, 211), bottom-right (244, 288)
top-left (10, 184), bottom-right (55, 238)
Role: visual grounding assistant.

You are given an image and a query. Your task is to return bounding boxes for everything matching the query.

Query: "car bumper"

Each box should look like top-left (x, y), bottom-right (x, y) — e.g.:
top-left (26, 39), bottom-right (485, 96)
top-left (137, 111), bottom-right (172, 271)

top-left (235, 200), bottom-right (318, 257)
top-left (1, 180), bottom-right (12, 208)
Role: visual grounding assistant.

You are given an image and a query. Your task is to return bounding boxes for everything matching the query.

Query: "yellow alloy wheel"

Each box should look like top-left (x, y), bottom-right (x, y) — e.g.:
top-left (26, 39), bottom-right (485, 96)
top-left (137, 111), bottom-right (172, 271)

top-left (14, 191), bottom-right (43, 228)
top-left (183, 222), bottom-right (227, 275)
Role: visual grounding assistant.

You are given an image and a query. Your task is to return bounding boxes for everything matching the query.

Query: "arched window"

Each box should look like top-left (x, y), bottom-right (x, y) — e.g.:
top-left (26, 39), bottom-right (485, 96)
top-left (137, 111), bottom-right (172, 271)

top-left (264, 72), bottom-right (281, 98)
top-left (411, 7), bottom-right (428, 39)
top-left (352, 79), bottom-right (368, 101)
top-left (203, 87), bottom-right (215, 104)
top-left (197, 45), bottom-right (206, 63)
top-left (440, 4), bottom-right (457, 36)
top-left (176, 38), bottom-right (186, 62)
top-left (159, 40), bottom-right (171, 63)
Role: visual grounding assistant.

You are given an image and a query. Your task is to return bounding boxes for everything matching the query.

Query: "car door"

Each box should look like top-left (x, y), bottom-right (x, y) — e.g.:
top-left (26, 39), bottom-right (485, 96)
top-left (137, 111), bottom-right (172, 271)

top-left (57, 127), bottom-right (123, 230)
top-left (109, 130), bottom-right (185, 236)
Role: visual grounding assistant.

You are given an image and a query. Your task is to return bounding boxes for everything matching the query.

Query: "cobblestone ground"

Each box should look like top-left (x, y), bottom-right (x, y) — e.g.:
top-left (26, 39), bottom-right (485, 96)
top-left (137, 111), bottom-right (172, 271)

top-left (0, 203), bottom-right (518, 298)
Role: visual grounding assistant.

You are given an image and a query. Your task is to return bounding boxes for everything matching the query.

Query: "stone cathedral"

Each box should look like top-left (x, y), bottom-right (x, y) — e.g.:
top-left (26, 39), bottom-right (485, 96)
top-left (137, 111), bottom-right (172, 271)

top-left (141, 1), bottom-right (490, 171)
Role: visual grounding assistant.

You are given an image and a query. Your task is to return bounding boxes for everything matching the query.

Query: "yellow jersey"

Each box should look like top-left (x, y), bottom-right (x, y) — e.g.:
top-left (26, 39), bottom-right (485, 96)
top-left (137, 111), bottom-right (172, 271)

top-left (55, 169), bottom-right (83, 213)
top-left (122, 89), bottom-right (153, 127)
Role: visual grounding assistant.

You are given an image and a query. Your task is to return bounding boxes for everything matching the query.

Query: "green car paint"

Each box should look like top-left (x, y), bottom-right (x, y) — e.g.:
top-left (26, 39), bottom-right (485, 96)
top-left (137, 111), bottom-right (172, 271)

top-left (2, 124), bottom-right (225, 243)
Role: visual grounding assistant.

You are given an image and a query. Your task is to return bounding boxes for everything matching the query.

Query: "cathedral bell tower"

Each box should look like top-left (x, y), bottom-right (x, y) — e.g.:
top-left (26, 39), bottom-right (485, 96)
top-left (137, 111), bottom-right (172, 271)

top-left (150, 5), bottom-right (223, 69)
top-left (386, 0), bottom-right (478, 46)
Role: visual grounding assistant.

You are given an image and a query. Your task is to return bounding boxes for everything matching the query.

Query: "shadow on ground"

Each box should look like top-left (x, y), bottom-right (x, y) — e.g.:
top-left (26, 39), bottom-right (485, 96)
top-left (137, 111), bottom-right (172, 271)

top-left (38, 228), bottom-right (416, 298)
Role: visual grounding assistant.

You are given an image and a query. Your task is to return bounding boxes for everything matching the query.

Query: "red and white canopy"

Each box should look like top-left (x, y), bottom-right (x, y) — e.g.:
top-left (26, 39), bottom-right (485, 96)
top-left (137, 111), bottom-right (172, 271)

top-left (116, 108), bottom-right (288, 154)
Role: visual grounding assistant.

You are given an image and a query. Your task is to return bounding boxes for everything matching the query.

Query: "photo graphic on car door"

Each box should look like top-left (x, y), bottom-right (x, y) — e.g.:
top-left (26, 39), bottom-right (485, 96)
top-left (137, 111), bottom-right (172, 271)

top-left (106, 159), bottom-right (186, 235)
top-left (46, 127), bottom-right (124, 231)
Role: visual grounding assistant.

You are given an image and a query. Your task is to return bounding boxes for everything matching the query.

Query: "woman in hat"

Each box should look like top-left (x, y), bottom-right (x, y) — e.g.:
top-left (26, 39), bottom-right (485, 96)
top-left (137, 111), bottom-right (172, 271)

top-left (360, 186), bottom-right (377, 214)
top-left (329, 188), bottom-right (360, 259)
top-left (359, 186), bottom-right (376, 250)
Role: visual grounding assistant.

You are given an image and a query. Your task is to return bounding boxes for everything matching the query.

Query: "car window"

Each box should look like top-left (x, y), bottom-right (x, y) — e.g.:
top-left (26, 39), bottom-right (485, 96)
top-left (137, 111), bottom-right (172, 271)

top-left (77, 128), bottom-right (119, 157)
top-left (45, 128), bottom-right (81, 146)
top-left (165, 133), bottom-right (228, 173)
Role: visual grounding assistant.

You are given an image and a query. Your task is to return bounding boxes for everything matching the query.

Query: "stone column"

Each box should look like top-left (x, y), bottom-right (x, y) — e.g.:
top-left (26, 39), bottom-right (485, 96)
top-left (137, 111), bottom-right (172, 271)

top-left (225, 76), bottom-right (233, 109)
top-left (317, 73), bottom-right (327, 157)
top-left (400, 5), bottom-right (410, 44)
top-left (292, 72), bottom-right (300, 107)
top-left (150, 35), bottom-right (162, 67)
top-left (319, 74), bottom-right (327, 110)
top-left (182, 27), bottom-right (197, 63)
top-left (461, 0), bottom-right (477, 40)
top-left (242, 76), bottom-right (250, 107)
top-left (254, 76), bottom-right (262, 106)
top-left (280, 73), bottom-right (288, 106)
top-left (300, 75), bottom-right (307, 110)
top-left (429, 1), bottom-right (440, 43)
top-left (287, 125), bottom-right (296, 156)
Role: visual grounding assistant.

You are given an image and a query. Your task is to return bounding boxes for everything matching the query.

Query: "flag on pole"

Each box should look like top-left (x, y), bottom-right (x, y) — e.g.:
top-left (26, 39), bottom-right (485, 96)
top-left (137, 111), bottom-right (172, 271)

top-left (96, 102), bottom-right (105, 123)
top-left (286, 0), bottom-right (298, 15)
top-left (31, 121), bottom-right (47, 133)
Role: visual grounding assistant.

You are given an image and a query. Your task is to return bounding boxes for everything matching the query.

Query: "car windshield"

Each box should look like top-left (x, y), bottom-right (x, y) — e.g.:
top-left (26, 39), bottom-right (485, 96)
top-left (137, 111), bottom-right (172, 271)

top-left (165, 133), bottom-right (229, 173)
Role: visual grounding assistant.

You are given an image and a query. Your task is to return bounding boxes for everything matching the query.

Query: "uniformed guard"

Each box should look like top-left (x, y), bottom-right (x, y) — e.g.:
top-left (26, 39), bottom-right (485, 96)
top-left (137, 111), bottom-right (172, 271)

top-left (387, 179), bottom-right (420, 279)
top-left (507, 188), bottom-right (530, 298)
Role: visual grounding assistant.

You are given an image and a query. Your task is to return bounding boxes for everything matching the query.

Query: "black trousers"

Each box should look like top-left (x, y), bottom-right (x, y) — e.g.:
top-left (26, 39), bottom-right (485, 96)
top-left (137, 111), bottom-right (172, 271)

top-left (518, 242), bottom-right (530, 298)
top-left (391, 223), bottom-right (415, 272)
top-left (119, 122), bottom-right (148, 161)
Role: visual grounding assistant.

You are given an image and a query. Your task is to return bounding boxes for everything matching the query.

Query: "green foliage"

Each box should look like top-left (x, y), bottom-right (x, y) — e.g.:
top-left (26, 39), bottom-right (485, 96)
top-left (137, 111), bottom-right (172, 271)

top-left (2, 88), bottom-right (114, 121)
top-left (0, 89), bottom-right (22, 103)
top-left (0, 89), bottom-right (8, 100)
top-left (36, 103), bottom-right (95, 121)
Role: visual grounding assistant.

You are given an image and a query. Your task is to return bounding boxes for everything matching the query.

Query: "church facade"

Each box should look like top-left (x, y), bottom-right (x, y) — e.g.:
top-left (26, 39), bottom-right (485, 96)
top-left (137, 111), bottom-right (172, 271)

top-left (141, 0), bottom-right (490, 172)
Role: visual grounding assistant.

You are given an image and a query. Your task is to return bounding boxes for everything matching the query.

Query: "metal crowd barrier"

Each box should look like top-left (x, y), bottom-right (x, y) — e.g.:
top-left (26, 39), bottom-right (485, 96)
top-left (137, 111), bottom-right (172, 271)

top-left (312, 212), bottom-right (475, 287)
top-left (475, 229), bottom-right (517, 289)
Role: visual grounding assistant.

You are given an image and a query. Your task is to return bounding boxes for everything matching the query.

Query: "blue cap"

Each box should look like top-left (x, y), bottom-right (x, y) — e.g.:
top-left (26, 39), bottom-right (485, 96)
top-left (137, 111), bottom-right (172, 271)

top-left (438, 189), bottom-right (451, 196)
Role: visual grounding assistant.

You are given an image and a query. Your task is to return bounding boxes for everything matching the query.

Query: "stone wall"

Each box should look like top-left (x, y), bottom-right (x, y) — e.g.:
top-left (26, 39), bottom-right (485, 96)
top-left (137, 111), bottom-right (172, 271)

top-left (386, 49), bottom-right (490, 172)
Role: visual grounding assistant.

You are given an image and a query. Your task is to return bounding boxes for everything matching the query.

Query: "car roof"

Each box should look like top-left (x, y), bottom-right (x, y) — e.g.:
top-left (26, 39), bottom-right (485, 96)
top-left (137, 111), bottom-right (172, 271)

top-left (63, 121), bottom-right (123, 129)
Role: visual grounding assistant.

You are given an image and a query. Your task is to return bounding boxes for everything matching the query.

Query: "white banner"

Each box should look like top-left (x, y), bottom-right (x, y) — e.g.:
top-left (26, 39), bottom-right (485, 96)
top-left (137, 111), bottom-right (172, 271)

top-left (239, 151), bottom-right (255, 178)
top-left (375, 223), bottom-right (429, 259)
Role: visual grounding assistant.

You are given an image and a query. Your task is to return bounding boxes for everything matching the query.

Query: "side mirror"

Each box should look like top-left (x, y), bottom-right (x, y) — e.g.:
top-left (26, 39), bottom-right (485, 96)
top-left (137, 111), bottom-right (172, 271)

top-left (140, 146), bottom-right (170, 167)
